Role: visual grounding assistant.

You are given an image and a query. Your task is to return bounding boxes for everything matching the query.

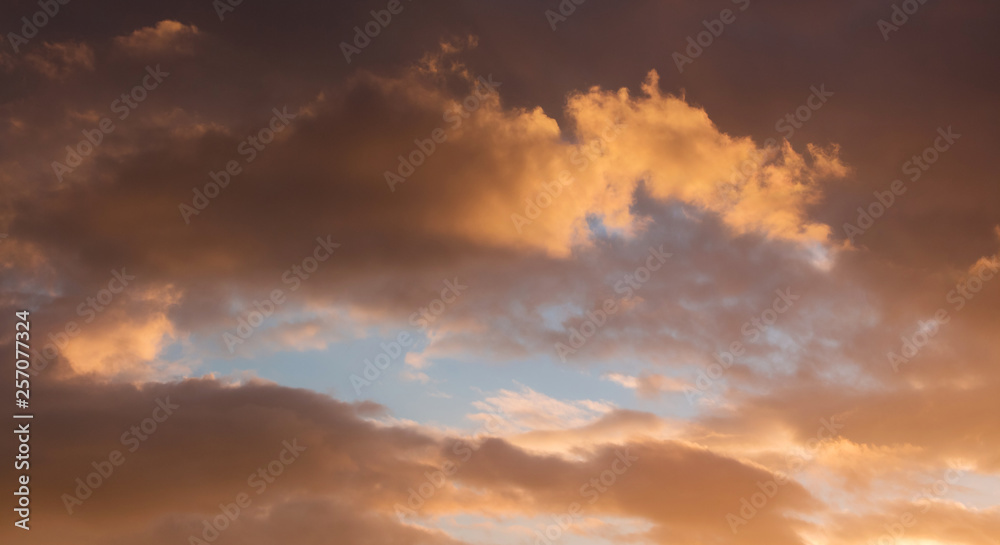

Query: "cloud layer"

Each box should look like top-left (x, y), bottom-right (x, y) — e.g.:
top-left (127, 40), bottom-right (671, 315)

top-left (2, 1), bottom-right (999, 544)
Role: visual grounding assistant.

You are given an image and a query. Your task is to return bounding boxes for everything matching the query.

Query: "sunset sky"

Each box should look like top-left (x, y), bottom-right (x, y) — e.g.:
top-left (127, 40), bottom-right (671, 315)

top-left (2, 1), bottom-right (999, 544)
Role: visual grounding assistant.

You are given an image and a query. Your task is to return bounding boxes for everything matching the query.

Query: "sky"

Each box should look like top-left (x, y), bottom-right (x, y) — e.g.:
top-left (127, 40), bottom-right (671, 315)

top-left (1, 0), bottom-right (999, 544)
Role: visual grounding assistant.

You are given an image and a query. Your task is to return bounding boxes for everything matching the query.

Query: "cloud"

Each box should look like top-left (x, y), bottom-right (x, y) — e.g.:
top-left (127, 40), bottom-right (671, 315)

top-left (23, 41), bottom-right (94, 79)
top-left (0, 374), bottom-right (823, 545)
top-left (470, 383), bottom-right (613, 434)
top-left (1, 3), bottom-right (998, 543)
top-left (1, 45), bottom-right (854, 378)
top-left (506, 409), bottom-right (670, 457)
top-left (113, 20), bottom-right (201, 56)
top-left (604, 372), bottom-right (690, 398)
